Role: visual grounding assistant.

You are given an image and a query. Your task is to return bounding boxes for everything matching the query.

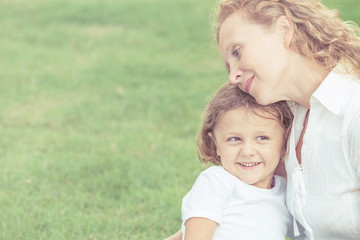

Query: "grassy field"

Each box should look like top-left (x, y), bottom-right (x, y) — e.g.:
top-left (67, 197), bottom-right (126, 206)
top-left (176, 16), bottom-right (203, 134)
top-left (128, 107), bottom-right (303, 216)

top-left (0, 0), bottom-right (358, 239)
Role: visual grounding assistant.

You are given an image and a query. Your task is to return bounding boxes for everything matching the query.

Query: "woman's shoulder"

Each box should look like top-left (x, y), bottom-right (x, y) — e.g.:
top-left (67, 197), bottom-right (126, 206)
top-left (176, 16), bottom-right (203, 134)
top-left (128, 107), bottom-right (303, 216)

top-left (312, 68), bottom-right (360, 117)
top-left (340, 78), bottom-right (360, 123)
top-left (332, 67), bottom-right (360, 110)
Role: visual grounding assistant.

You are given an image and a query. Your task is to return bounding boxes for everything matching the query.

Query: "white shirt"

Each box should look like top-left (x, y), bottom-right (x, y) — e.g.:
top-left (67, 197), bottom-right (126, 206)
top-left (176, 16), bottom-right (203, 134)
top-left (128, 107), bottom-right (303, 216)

top-left (286, 68), bottom-right (360, 239)
top-left (181, 166), bottom-right (292, 240)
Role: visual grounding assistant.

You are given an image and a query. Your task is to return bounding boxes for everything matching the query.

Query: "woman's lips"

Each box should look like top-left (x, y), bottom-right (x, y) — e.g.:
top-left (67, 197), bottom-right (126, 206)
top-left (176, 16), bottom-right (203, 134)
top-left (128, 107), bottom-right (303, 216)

top-left (244, 75), bottom-right (254, 93)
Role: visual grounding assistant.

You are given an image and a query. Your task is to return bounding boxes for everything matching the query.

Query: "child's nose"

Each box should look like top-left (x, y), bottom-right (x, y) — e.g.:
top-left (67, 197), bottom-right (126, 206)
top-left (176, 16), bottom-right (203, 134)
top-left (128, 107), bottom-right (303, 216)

top-left (240, 141), bottom-right (255, 156)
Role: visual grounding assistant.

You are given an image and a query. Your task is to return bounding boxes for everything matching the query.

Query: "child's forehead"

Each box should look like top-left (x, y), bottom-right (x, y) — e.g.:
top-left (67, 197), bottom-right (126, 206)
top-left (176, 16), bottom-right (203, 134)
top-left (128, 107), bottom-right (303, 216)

top-left (228, 105), bottom-right (279, 119)
top-left (216, 106), bottom-right (280, 126)
top-left (215, 107), bottom-right (285, 136)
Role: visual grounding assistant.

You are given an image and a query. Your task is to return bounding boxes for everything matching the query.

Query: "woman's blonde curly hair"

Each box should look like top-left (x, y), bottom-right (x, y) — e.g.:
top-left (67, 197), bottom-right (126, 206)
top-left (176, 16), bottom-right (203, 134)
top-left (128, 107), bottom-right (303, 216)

top-left (215, 0), bottom-right (360, 78)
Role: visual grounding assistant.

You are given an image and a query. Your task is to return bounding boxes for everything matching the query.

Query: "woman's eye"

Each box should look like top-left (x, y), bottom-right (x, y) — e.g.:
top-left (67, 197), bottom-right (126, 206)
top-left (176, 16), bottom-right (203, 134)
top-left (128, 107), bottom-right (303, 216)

top-left (256, 136), bottom-right (268, 141)
top-left (232, 48), bottom-right (240, 57)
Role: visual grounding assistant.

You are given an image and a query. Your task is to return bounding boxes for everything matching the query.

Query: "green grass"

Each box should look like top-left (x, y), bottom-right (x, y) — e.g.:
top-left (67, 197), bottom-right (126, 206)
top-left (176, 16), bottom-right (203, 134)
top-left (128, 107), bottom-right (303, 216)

top-left (0, 0), bottom-right (358, 239)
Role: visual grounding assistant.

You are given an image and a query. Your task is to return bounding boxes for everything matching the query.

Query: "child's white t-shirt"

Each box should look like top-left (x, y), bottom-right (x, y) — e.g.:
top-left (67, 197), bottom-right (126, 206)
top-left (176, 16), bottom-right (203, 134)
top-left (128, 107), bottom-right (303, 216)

top-left (181, 166), bottom-right (291, 240)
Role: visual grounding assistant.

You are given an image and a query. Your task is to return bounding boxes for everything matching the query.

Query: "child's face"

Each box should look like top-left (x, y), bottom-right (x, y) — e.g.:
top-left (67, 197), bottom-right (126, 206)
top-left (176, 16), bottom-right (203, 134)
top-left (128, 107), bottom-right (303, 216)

top-left (212, 107), bottom-right (285, 189)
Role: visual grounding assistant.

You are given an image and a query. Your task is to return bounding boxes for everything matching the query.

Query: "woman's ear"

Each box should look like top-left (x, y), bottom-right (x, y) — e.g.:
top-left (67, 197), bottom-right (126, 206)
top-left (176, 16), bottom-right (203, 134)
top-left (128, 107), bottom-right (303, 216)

top-left (277, 16), bottom-right (293, 48)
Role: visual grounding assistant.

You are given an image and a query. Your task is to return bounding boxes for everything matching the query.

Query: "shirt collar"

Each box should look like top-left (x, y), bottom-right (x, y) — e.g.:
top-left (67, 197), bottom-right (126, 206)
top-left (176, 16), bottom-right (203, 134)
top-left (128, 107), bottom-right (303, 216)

top-left (311, 66), bottom-right (355, 115)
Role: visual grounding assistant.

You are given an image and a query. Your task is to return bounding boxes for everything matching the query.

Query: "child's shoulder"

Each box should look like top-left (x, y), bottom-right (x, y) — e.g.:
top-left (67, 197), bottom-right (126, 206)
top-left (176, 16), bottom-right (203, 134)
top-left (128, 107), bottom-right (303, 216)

top-left (197, 166), bottom-right (237, 188)
top-left (273, 175), bottom-right (287, 191)
top-left (200, 166), bottom-right (233, 179)
top-left (273, 174), bottom-right (286, 183)
top-left (193, 166), bottom-right (237, 196)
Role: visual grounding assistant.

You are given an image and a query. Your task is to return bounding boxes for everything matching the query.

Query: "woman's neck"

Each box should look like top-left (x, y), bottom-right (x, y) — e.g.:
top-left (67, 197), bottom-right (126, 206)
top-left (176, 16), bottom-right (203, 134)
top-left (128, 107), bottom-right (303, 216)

top-left (285, 55), bottom-right (331, 108)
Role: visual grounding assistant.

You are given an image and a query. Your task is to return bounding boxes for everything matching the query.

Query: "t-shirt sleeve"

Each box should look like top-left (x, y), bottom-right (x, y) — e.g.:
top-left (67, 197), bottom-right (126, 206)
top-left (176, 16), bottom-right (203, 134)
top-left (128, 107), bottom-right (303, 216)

top-left (181, 167), bottom-right (232, 225)
top-left (349, 109), bottom-right (360, 178)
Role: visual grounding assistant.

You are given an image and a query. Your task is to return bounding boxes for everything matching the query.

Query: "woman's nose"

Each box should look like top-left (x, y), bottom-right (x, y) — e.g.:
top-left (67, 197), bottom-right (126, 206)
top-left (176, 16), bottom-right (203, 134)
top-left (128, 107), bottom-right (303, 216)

top-left (228, 67), bottom-right (243, 85)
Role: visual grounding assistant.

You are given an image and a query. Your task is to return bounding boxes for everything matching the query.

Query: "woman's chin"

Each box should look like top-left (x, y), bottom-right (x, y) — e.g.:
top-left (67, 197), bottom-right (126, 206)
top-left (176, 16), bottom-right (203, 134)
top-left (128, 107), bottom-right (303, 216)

top-left (253, 95), bottom-right (276, 106)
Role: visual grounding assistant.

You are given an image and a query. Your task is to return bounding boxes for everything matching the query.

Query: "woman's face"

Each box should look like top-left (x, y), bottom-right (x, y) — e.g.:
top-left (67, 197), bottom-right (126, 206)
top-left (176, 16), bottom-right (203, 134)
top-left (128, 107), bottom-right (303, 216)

top-left (218, 12), bottom-right (291, 105)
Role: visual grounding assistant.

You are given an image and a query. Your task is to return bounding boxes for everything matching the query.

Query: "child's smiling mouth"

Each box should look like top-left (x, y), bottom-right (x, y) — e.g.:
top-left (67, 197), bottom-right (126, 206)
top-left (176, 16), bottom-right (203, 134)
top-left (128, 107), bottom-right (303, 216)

top-left (237, 162), bottom-right (261, 167)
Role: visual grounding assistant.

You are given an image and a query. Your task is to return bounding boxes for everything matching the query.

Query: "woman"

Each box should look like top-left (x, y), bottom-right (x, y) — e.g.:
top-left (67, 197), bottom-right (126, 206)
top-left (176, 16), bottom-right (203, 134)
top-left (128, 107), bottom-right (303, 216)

top-left (167, 0), bottom-right (360, 239)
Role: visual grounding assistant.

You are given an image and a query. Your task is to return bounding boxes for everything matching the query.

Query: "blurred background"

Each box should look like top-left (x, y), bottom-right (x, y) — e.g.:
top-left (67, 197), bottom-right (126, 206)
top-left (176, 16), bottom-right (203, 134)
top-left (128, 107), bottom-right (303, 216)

top-left (0, 0), bottom-right (358, 239)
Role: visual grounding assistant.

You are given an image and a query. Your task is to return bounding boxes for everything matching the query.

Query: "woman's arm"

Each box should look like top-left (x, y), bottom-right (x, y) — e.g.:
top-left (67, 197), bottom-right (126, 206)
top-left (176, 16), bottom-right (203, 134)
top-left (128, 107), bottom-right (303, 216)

top-left (183, 217), bottom-right (217, 240)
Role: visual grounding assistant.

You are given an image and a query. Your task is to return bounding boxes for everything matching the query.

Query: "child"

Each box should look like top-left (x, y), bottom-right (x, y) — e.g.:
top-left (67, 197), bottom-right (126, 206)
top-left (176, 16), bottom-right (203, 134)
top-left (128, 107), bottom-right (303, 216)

top-left (181, 83), bottom-right (294, 240)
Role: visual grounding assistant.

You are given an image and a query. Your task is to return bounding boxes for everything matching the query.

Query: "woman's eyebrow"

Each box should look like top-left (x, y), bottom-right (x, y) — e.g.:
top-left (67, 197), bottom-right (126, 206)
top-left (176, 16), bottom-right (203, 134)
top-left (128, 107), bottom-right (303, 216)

top-left (225, 62), bottom-right (230, 73)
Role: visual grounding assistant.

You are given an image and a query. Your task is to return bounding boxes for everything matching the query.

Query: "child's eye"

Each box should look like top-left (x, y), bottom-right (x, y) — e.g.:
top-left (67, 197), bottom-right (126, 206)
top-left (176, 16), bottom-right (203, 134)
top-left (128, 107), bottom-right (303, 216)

top-left (228, 137), bottom-right (241, 142)
top-left (256, 136), bottom-right (269, 141)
